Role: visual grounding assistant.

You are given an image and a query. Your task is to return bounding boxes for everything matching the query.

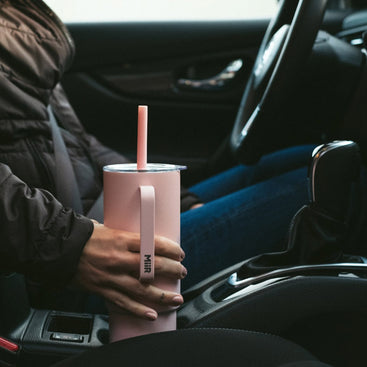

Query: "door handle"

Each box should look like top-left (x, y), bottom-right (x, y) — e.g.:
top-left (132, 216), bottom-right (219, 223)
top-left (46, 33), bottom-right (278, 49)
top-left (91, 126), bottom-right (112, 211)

top-left (177, 59), bottom-right (243, 92)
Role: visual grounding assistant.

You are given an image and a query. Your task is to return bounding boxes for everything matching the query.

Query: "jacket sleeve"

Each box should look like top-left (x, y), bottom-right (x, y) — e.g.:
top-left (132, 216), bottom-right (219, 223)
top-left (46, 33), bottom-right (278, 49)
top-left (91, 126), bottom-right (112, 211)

top-left (82, 133), bottom-right (131, 172)
top-left (0, 163), bottom-right (94, 286)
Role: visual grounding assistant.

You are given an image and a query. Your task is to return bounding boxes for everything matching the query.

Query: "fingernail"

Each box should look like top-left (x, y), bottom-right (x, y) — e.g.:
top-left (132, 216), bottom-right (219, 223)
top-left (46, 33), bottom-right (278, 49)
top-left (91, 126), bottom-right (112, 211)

top-left (180, 251), bottom-right (185, 261)
top-left (172, 295), bottom-right (184, 305)
top-left (145, 311), bottom-right (158, 321)
top-left (181, 267), bottom-right (188, 278)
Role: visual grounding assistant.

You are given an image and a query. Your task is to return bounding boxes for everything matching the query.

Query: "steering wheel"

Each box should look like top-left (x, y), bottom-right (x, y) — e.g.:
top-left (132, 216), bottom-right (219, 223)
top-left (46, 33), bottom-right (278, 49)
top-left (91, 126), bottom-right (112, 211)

top-left (230, 0), bottom-right (329, 164)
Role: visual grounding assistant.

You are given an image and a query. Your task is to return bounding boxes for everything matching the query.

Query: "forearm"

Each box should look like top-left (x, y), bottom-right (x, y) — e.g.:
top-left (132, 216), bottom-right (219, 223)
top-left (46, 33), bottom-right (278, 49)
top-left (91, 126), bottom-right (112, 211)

top-left (0, 164), bottom-right (94, 286)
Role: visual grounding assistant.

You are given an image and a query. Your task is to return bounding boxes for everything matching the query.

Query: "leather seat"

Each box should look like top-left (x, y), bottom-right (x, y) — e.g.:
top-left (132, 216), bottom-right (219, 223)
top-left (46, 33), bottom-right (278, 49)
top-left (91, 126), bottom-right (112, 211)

top-left (53, 328), bottom-right (331, 367)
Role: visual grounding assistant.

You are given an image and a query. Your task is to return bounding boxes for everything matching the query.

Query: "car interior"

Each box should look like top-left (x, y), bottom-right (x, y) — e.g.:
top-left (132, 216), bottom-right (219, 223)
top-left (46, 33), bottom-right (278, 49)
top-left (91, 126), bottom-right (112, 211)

top-left (3, 0), bottom-right (367, 366)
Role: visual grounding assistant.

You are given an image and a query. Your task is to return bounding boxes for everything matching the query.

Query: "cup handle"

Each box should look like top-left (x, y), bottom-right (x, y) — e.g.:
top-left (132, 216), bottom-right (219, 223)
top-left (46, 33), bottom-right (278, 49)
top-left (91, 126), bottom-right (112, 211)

top-left (139, 186), bottom-right (155, 281)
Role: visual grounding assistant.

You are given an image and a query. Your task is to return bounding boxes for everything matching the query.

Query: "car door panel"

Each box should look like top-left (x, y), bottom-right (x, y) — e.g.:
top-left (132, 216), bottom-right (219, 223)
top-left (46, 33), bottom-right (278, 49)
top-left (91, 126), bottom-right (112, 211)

top-left (62, 21), bottom-right (267, 167)
top-left (62, 13), bottom-right (348, 169)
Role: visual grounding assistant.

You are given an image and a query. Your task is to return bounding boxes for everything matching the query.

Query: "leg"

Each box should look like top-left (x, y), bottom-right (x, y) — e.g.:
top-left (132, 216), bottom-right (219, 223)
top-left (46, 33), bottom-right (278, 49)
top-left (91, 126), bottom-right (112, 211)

top-left (190, 145), bottom-right (314, 202)
top-left (181, 167), bottom-right (309, 290)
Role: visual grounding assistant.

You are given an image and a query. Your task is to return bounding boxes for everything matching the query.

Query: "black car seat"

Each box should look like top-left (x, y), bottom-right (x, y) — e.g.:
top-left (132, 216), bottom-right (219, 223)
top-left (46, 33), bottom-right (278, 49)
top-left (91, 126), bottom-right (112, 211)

top-left (0, 272), bottom-right (331, 366)
top-left (53, 328), bottom-right (331, 367)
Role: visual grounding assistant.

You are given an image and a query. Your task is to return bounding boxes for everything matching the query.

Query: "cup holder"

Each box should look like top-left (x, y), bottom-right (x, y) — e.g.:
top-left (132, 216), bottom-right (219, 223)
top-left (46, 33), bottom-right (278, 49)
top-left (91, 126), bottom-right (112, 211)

top-left (47, 314), bottom-right (93, 335)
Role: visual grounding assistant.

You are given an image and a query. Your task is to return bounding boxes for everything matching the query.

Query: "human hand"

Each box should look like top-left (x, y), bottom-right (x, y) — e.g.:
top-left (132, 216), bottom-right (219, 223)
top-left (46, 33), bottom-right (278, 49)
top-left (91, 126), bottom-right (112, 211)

top-left (73, 220), bottom-right (186, 320)
top-left (190, 203), bottom-right (204, 210)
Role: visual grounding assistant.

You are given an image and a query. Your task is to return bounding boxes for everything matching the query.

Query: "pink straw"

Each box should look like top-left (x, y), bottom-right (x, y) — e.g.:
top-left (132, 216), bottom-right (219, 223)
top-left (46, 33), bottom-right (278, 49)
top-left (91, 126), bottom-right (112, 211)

top-left (137, 105), bottom-right (148, 170)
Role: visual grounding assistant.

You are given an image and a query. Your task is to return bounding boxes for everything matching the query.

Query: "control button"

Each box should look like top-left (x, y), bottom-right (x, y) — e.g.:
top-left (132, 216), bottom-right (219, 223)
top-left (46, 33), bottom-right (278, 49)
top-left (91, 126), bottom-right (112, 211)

top-left (51, 333), bottom-right (84, 343)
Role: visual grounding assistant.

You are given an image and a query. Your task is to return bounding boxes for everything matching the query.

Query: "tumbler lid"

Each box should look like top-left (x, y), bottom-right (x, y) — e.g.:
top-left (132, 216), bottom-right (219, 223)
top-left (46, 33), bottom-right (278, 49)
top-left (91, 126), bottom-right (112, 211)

top-left (103, 163), bottom-right (187, 173)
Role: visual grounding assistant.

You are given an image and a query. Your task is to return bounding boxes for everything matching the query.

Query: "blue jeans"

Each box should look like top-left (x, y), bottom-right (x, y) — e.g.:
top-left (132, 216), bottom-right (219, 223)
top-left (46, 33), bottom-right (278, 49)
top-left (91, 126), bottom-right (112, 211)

top-left (180, 145), bottom-right (315, 290)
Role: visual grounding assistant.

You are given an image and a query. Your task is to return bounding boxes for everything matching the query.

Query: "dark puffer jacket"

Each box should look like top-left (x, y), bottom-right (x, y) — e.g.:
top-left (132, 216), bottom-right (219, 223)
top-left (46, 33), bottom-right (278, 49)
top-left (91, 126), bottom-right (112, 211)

top-left (0, 0), bottom-right (199, 286)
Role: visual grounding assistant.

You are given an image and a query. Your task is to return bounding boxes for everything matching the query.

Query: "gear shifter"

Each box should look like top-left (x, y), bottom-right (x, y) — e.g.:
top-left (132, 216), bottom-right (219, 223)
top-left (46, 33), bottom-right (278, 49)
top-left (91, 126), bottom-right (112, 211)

top-left (309, 141), bottom-right (360, 221)
top-left (234, 140), bottom-right (362, 281)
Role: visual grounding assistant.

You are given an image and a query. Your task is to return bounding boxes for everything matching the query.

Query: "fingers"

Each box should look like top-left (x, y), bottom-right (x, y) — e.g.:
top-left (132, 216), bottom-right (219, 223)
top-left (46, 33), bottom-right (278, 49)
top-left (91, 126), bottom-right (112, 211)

top-left (123, 233), bottom-right (186, 279)
top-left (190, 203), bottom-right (204, 210)
top-left (154, 235), bottom-right (185, 261)
top-left (78, 224), bottom-right (187, 321)
top-left (102, 287), bottom-right (159, 320)
top-left (91, 225), bottom-right (184, 262)
top-left (118, 275), bottom-right (184, 307)
top-left (154, 256), bottom-right (187, 280)
top-left (112, 251), bottom-right (187, 280)
top-left (83, 225), bottom-right (187, 279)
top-left (100, 274), bottom-right (184, 320)
top-left (126, 233), bottom-right (185, 262)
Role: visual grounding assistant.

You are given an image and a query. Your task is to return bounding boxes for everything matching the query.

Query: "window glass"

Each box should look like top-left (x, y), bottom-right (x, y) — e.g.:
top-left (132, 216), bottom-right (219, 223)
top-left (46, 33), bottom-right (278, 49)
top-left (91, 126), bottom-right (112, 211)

top-left (44, 0), bottom-right (278, 23)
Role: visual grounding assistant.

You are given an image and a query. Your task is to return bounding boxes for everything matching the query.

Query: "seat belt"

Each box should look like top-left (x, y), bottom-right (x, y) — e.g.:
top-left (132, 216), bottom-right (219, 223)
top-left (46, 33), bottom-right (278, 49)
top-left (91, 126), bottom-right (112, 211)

top-left (48, 106), bottom-right (104, 222)
top-left (27, 107), bottom-right (103, 311)
top-left (86, 192), bottom-right (103, 222)
top-left (48, 105), bottom-right (83, 214)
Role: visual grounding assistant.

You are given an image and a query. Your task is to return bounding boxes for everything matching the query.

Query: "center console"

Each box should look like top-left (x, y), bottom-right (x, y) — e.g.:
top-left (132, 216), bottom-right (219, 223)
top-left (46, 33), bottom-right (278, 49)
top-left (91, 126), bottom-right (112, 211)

top-left (0, 273), bottom-right (108, 367)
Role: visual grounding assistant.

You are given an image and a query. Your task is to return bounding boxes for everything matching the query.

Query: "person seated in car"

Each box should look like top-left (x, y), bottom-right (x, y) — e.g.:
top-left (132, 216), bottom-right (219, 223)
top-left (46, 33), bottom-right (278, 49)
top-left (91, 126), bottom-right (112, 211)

top-left (0, 0), bottom-right (313, 317)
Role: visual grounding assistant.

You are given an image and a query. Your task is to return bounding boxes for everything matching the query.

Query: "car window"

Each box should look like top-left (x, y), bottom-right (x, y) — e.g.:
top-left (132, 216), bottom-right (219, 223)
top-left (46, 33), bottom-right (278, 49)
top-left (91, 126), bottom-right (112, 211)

top-left (44, 0), bottom-right (279, 23)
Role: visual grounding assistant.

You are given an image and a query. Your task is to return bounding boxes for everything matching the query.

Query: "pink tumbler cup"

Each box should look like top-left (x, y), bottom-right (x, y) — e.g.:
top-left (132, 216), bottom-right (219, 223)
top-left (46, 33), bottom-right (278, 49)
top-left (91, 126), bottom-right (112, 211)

top-left (103, 163), bottom-right (185, 342)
